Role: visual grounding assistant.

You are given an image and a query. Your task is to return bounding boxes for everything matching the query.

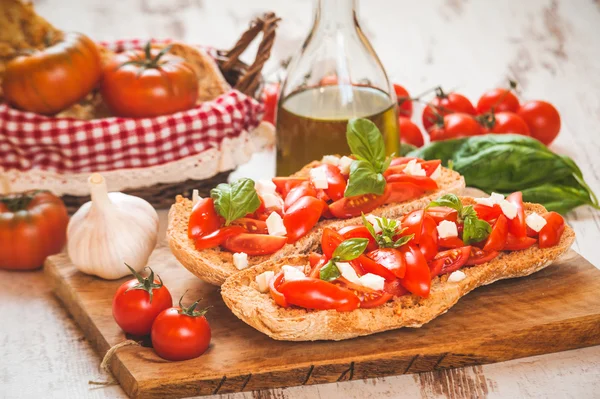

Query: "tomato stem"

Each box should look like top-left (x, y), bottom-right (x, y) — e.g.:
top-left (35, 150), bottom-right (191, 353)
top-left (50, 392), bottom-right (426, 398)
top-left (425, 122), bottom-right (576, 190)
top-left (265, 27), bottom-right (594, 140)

top-left (177, 291), bottom-right (210, 317)
top-left (0, 190), bottom-right (45, 212)
top-left (124, 263), bottom-right (164, 304)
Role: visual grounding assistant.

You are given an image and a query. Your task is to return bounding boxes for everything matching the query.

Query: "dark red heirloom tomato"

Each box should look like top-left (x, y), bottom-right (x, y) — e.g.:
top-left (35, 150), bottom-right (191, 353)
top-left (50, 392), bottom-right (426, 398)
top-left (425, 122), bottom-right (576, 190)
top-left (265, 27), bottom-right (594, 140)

top-left (476, 88), bottom-right (520, 114)
top-left (112, 265), bottom-right (172, 336)
top-left (0, 190), bottom-right (68, 270)
top-left (151, 295), bottom-right (211, 361)
top-left (422, 89), bottom-right (476, 131)
top-left (278, 279), bottom-right (360, 312)
top-left (188, 198), bottom-right (221, 239)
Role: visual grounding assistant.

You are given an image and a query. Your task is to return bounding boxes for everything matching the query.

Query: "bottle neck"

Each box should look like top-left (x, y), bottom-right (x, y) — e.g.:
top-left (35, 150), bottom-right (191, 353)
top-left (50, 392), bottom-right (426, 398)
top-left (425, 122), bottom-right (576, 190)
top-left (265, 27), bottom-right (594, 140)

top-left (313, 0), bottom-right (357, 29)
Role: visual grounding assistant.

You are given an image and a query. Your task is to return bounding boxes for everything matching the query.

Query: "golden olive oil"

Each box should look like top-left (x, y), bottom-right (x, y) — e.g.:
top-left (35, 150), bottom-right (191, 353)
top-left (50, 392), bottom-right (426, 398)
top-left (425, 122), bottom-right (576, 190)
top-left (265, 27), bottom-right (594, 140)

top-left (276, 85), bottom-right (399, 176)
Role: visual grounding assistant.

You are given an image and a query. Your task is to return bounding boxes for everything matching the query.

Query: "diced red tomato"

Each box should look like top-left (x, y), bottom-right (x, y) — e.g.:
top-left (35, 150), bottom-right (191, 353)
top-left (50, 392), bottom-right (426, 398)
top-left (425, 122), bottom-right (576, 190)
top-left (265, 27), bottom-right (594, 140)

top-left (429, 246), bottom-right (471, 277)
top-left (321, 228), bottom-right (345, 259)
top-left (231, 218), bottom-right (268, 234)
top-left (367, 248), bottom-right (406, 279)
top-left (283, 196), bottom-right (324, 243)
top-left (188, 198), bottom-right (221, 239)
top-left (359, 291), bottom-right (394, 308)
top-left (272, 177), bottom-right (308, 198)
top-left (284, 181), bottom-right (317, 210)
top-left (473, 203), bottom-right (502, 222)
top-left (482, 214), bottom-right (508, 252)
top-left (278, 279), bottom-right (360, 312)
top-left (506, 192), bottom-right (527, 238)
top-left (309, 252), bottom-right (324, 268)
top-left (427, 207), bottom-right (458, 224)
top-left (438, 236), bottom-right (465, 249)
top-left (390, 157), bottom-right (417, 167)
top-left (398, 244), bottom-right (431, 298)
top-left (269, 272), bottom-right (288, 308)
top-left (354, 254), bottom-right (396, 281)
top-left (503, 234), bottom-right (537, 251)
top-left (419, 214), bottom-right (439, 261)
top-left (329, 191), bottom-right (390, 219)
top-left (194, 226), bottom-right (246, 250)
top-left (222, 233), bottom-right (287, 256)
top-left (385, 174), bottom-right (438, 190)
top-left (315, 164), bottom-right (346, 201)
top-left (383, 278), bottom-right (409, 297)
top-left (465, 247), bottom-right (499, 265)
top-left (402, 210), bottom-right (425, 244)
top-left (419, 160), bottom-right (442, 177)
top-left (538, 212), bottom-right (565, 249)
top-left (308, 253), bottom-right (328, 278)
top-left (338, 225), bottom-right (378, 252)
top-left (386, 182), bottom-right (425, 204)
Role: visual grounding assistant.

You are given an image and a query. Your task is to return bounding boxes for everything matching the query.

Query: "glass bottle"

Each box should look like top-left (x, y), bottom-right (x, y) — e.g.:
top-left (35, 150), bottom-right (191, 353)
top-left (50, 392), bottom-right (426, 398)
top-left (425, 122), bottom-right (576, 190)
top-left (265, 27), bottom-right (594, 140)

top-left (275, 0), bottom-right (399, 176)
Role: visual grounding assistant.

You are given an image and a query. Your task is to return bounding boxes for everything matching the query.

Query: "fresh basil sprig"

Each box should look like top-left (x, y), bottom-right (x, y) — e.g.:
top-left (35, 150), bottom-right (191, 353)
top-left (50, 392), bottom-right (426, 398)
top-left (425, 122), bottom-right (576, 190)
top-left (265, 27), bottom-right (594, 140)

top-left (319, 238), bottom-right (368, 282)
top-left (428, 194), bottom-right (491, 244)
top-left (210, 178), bottom-right (261, 226)
top-left (344, 118), bottom-right (392, 197)
top-left (361, 214), bottom-right (414, 248)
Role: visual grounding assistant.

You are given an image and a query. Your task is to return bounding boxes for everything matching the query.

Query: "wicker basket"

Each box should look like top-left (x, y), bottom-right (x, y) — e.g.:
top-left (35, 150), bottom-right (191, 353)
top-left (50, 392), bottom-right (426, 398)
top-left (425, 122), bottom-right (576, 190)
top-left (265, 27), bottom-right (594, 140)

top-left (1, 13), bottom-right (280, 211)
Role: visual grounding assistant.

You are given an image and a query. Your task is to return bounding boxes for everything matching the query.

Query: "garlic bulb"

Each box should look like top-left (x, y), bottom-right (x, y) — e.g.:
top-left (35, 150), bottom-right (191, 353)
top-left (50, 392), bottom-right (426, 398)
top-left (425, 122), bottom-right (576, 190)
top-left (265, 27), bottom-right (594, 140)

top-left (67, 173), bottom-right (159, 280)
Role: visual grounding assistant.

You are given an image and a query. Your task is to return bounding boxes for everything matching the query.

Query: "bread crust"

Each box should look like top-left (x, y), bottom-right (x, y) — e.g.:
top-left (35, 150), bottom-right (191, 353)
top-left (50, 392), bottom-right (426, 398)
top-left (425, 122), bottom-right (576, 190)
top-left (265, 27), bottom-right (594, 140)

top-left (167, 165), bottom-right (465, 286)
top-left (220, 201), bottom-right (576, 341)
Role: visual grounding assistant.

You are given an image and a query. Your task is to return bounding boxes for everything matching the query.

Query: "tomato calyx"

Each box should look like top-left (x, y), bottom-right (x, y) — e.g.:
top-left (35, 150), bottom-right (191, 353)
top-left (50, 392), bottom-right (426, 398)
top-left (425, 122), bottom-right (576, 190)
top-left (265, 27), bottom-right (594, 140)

top-left (124, 263), bottom-right (164, 304)
top-left (0, 190), bottom-right (47, 212)
top-left (177, 292), bottom-right (209, 318)
top-left (119, 41), bottom-right (174, 72)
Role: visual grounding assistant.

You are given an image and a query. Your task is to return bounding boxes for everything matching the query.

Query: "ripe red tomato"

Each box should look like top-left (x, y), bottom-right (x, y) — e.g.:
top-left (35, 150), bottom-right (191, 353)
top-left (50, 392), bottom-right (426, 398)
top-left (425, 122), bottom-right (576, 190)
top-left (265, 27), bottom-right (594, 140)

top-left (465, 247), bottom-right (499, 265)
top-left (398, 117), bottom-right (424, 147)
top-left (358, 291), bottom-right (394, 308)
top-left (429, 113), bottom-right (482, 141)
top-left (483, 112), bottom-right (530, 135)
top-left (402, 210), bottom-right (425, 244)
top-left (151, 296), bottom-right (211, 361)
top-left (112, 266), bottom-right (172, 336)
top-left (386, 174), bottom-right (438, 190)
top-left (394, 84), bottom-right (413, 117)
top-left (231, 218), bottom-right (268, 234)
top-left (338, 226), bottom-right (378, 252)
top-left (517, 100), bottom-right (561, 145)
top-left (503, 234), bottom-right (537, 251)
top-left (278, 279), bottom-right (360, 311)
top-left (269, 272), bottom-right (289, 307)
top-left (367, 248), bottom-right (406, 279)
top-left (272, 177), bottom-right (308, 198)
top-left (222, 233), bottom-right (287, 255)
top-left (473, 203), bottom-right (502, 222)
top-left (419, 214), bottom-right (439, 261)
top-left (101, 43), bottom-right (199, 118)
top-left (353, 254), bottom-right (397, 281)
top-left (284, 181), bottom-right (317, 210)
top-left (483, 214), bottom-right (508, 252)
top-left (538, 212), bottom-right (565, 248)
top-left (187, 198), bottom-right (221, 239)
top-left (194, 226), bottom-right (246, 250)
top-left (438, 236), bottom-right (465, 249)
top-left (0, 190), bottom-right (68, 270)
top-left (429, 246), bottom-right (471, 277)
top-left (385, 182), bottom-right (425, 204)
top-left (398, 244), bottom-right (431, 298)
top-left (476, 88), bottom-right (520, 114)
top-left (426, 207), bottom-right (458, 224)
top-left (283, 196), bottom-right (324, 243)
top-left (422, 90), bottom-right (476, 131)
top-left (316, 164), bottom-right (346, 201)
top-left (506, 192), bottom-right (527, 238)
top-left (261, 82), bottom-right (279, 124)
top-left (329, 191), bottom-right (390, 219)
top-left (383, 278), bottom-right (409, 297)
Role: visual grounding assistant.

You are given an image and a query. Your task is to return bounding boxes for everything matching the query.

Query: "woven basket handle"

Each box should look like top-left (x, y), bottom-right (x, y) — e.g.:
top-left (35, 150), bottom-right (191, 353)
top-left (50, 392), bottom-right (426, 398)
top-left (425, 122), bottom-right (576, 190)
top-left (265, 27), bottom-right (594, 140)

top-left (221, 12), bottom-right (280, 96)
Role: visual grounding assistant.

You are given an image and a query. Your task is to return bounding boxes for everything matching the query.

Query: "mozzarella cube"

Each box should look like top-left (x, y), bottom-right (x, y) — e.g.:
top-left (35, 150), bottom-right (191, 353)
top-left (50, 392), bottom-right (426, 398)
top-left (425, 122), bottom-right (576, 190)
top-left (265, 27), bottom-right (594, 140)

top-left (430, 164), bottom-right (442, 180)
top-left (233, 252), bottom-right (249, 270)
top-left (499, 199), bottom-right (517, 220)
top-left (255, 179), bottom-right (277, 196)
top-left (404, 159), bottom-right (426, 177)
top-left (359, 273), bottom-right (385, 291)
top-left (474, 197), bottom-right (496, 207)
top-left (526, 212), bottom-right (547, 232)
top-left (365, 214), bottom-right (383, 234)
top-left (322, 155), bottom-right (340, 166)
top-left (336, 262), bottom-right (360, 284)
top-left (255, 270), bottom-right (274, 292)
top-left (262, 192), bottom-right (283, 209)
top-left (437, 220), bottom-right (458, 238)
top-left (192, 189), bottom-right (201, 207)
top-left (282, 265), bottom-right (305, 281)
top-left (447, 270), bottom-right (466, 283)
top-left (490, 192), bottom-right (505, 203)
top-left (266, 212), bottom-right (287, 236)
top-left (309, 167), bottom-right (329, 189)
top-left (338, 156), bottom-right (353, 174)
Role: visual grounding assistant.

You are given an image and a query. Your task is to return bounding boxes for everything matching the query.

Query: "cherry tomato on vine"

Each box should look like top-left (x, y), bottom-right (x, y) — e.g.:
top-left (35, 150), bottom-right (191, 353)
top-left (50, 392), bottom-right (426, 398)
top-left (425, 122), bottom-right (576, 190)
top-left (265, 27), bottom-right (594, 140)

top-left (422, 89), bottom-right (476, 131)
top-left (398, 116), bottom-right (424, 147)
top-left (517, 100), bottom-right (561, 145)
top-left (394, 84), bottom-right (413, 117)
top-left (476, 88), bottom-right (520, 114)
top-left (482, 112), bottom-right (530, 135)
top-left (112, 265), bottom-right (172, 336)
top-left (428, 113), bottom-right (482, 141)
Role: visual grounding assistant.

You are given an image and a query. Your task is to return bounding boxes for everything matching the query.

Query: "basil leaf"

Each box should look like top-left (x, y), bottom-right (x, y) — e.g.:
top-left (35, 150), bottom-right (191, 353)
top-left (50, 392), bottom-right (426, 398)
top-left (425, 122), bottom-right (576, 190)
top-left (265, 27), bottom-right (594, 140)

top-left (393, 233), bottom-right (414, 248)
top-left (427, 194), bottom-right (462, 212)
top-left (333, 238), bottom-right (368, 261)
top-left (361, 213), bottom-right (377, 239)
top-left (462, 215), bottom-right (491, 245)
top-left (344, 159), bottom-right (386, 197)
top-left (210, 178), bottom-right (261, 225)
top-left (346, 118), bottom-right (386, 171)
top-left (319, 260), bottom-right (341, 282)
top-left (520, 183), bottom-right (595, 214)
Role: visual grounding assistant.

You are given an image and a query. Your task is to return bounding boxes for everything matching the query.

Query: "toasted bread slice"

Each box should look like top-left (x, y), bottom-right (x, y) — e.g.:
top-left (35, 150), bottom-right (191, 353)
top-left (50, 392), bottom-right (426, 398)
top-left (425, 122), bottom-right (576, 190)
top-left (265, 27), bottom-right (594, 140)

top-left (220, 200), bottom-right (575, 341)
top-left (167, 165), bottom-right (465, 286)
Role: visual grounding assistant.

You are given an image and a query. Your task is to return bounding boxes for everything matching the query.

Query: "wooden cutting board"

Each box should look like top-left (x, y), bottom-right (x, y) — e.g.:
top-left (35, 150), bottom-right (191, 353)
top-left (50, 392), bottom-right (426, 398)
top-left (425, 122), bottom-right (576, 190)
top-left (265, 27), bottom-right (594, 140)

top-left (45, 246), bottom-right (600, 399)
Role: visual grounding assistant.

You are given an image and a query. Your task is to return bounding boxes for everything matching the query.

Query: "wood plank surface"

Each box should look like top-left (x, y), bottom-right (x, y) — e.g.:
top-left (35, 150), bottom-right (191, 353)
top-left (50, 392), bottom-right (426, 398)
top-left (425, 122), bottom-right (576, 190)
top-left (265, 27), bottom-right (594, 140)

top-left (44, 245), bottom-right (600, 399)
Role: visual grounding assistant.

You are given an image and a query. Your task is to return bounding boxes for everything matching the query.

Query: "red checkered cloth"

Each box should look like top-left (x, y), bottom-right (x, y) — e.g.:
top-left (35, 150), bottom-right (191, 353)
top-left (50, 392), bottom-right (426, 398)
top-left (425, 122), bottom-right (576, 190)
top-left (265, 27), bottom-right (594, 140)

top-left (0, 39), bottom-right (263, 174)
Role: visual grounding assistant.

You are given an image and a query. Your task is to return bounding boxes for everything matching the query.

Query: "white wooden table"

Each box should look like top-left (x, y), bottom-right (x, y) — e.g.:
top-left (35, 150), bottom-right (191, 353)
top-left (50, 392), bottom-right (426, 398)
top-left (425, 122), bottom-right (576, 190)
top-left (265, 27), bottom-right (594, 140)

top-left (2, 0), bottom-right (600, 398)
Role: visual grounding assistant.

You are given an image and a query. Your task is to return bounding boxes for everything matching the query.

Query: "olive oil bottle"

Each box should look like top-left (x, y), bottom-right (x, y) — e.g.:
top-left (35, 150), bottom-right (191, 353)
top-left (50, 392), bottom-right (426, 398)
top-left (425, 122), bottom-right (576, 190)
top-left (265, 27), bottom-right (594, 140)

top-left (276, 85), bottom-right (398, 176)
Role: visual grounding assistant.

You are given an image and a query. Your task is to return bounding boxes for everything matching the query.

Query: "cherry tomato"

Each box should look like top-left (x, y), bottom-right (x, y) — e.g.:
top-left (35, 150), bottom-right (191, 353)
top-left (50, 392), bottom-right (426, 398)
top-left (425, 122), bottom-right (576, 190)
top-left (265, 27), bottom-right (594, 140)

top-left (503, 234), bottom-right (537, 251)
top-left (419, 214), bottom-right (439, 261)
top-left (385, 182), bottom-right (425, 204)
top-left (194, 226), bottom-right (246, 250)
top-left (483, 214), bottom-right (508, 252)
top-left (517, 100), bottom-right (561, 145)
top-left (321, 228), bottom-right (345, 259)
top-left (390, 157), bottom-right (417, 167)
top-left (398, 117), bottom-right (424, 147)
top-left (284, 196), bottom-right (324, 243)
top-left (438, 236), bottom-right (465, 249)
top-left (427, 207), bottom-right (458, 224)
top-left (151, 296), bottom-right (211, 361)
top-left (473, 203), bottom-right (502, 222)
top-left (429, 113), bottom-right (482, 141)
top-left (316, 164), bottom-right (346, 201)
top-left (386, 174), bottom-right (438, 190)
top-left (429, 246), bottom-right (471, 277)
top-left (359, 291), bottom-right (394, 308)
top-left (538, 212), bottom-right (565, 249)
top-left (269, 271), bottom-right (289, 307)
top-left (367, 248), bottom-right (406, 279)
top-left (231, 218), bottom-right (268, 234)
top-left (353, 254), bottom-right (396, 281)
top-left (329, 191), bottom-right (390, 219)
top-left (506, 192), bottom-right (527, 238)
top-left (476, 88), bottom-right (520, 114)
top-left (422, 90), bottom-right (476, 131)
top-left (338, 226), bottom-right (378, 252)
top-left (309, 252), bottom-right (325, 268)
top-left (284, 181), bottom-right (317, 210)
top-left (384, 278), bottom-right (409, 297)
top-left (419, 160), bottom-right (443, 177)
top-left (188, 198), bottom-right (221, 239)
top-left (222, 233), bottom-right (287, 255)
top-left (394, 84), bottom-right (413, 117)
top-left (278, 279), bottom-right (360, 311)
top-left (466, 247), bottom-right (499, 265)
top-left (308, 253), bottom-right (328, 278)
top-left (484, 112), bottom-right (530, 135)
top-left (112, 266), bottom-right (172, 336)
top-left (402, 210), bottom-right (425, 244)
top-left (272, 177), bottom-right (308, 198)
top-left (262, 82), bottom-right (279, 124)
top-left (398, 244), bottom-right (431, 298)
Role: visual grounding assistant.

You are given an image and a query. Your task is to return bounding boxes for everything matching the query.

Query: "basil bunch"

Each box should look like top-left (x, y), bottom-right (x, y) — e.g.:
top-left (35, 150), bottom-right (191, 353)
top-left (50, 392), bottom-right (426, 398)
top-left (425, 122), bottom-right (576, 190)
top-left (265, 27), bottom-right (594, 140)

top-left (409, 134), bottom-right (599, 214)
top-left (319, 238), bottom-right (368, 281)
top-left (361, 214), bottom-right (413, 248)
top-left (428, 194), bottom-right (491, 244)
